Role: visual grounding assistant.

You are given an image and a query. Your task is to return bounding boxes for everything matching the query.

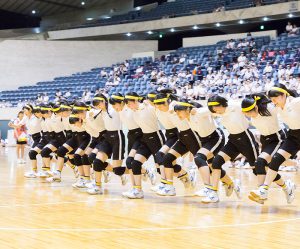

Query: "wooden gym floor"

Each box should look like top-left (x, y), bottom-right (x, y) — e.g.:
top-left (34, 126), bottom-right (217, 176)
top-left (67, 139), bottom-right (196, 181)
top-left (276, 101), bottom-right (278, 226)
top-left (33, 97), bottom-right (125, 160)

top-left (0, 147), bottom-right (299, 249)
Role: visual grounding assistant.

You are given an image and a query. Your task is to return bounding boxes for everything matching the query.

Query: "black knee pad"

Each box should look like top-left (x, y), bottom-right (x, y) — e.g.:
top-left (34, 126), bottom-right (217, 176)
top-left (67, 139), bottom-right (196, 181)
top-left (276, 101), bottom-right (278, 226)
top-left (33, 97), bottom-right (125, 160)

top-left (131, 160), bottom-right (142, 175)
top-left (73, 154), bottom-right (82, 167)
top-left (173, 164), bottom-right (182, 173)
top-left (207, 158), bottom-right (213, 165)
top-left (274, 173), bottom-right (281, 182)
top-left (126, 157), bottom-right (134, 170)
top-left (212, 155), bottom-right (225, 170)
top-left (255, 157), bottom-right (267, 175)
top-left (93, 159), bottom-right (107, 172)
top-left (268, 153), bottom-right (286, 172)
top-left (41, 147), bottom-right (52, 158)
top-left (88, 153), bottom-right (96, 165)
top-left (69, 158), bottom-right (75, 165)
top-left (162, 153), bottom-right (177, 168)
top-left (64, 156), bottom-right (68, 163)
top-left (194, 153), bottom-right (208, 168)
top-left (157, 168), bottom-right (161, 174)
top-left (155, 151), bottom-right (165, 165)
top-left (82, 154), bottom-right (90, 165)
top-left (29, 150), bottom-right (38, 160)
top-left (113, 166), bottom-right (126, 176)
top-left (252, 168), bottom-right (257, 176)
top-left (220, 169), bottom-right (226, 178)
top-left (57, 146), bottom-right (69, 158)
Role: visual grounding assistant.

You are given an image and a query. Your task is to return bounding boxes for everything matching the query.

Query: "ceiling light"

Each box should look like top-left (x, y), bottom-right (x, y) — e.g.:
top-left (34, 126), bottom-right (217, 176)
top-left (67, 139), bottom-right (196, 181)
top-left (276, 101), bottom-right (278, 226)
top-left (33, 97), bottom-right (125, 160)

top-left (288, 13), bottom-right (294, 18)
top-left (170, 28), bottom-right (175, 32)
top-left (81, 1), bottom-right (85, 5)
top-left (86, 18), bottom-right (93, 21)
top-left (239, 20), bottom-right (244, 24)
top-left (126, 33), bottom-right (132, 37)
top-left (136, 6), bottom-right (142, 11)
top-left (216, 23), bottom-right (220, 27)
top-left (147, 31), bottom-right (153, 35)
top-left (193, 25), bottom-right (199, 30)
top-left (263, 17), bottom-right (268, 21)
top-left (32, 10), bottom-right (36, 14)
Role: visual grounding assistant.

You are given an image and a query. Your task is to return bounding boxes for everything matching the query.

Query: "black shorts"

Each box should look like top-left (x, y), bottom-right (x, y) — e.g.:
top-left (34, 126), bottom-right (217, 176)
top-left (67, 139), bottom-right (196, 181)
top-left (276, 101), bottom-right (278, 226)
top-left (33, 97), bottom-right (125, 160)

top-left (220, 129), bottom-right (259, 165)
top-left (31, 132), bottom-right (41, 148)
top-left (164, 128), bottom-right (179, 148)
top-left (95, 130), bottom-right (107, 150)
top-left (16, 140), bottom-right (27, 145)
top-left (65, 131), bottom-right (91, 152)
top-left (65, 130), bottom-right (73, 140)
top-left (260, 130), bottom-right (286, 157)
top-left (127, 128), bottom-right (143, 152)
top-left (48, 131), bottom-right (66, 149)
top-left (141, 130), bottom-right (165, 155)
top-left (199, 129), bottom-right (225, 155)
top-left (277, 129), bottom-right (300, 157)
top-left (172, 129), bottom-right (201, 156)
top-left (36, 132), bottom-right (50, 150)
top-left (97, 130), bottom-right (125, 160)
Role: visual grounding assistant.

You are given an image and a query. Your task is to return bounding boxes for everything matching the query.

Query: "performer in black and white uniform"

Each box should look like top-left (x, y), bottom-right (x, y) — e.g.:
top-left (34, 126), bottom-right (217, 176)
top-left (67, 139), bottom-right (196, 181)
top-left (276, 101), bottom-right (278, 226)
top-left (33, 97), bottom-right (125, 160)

top-left (204, 95), bottom-right (258, 203)
top-left (249, 84), bottom-right (297, 204)
top-left (87, 94), bottom-right (127, 195)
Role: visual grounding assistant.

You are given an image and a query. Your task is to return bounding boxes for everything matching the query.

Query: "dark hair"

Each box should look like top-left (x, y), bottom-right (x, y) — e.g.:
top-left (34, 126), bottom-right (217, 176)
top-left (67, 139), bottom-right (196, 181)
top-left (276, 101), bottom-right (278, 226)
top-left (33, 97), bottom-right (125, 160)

top-left (174, 98), bottom-right (199, 111)
top-left (32, 105), bottom-right (41, 114)
top-left (109, 93), bottom-right (124, 105)
top-left (52, 103), bottom-right (61, 114)
top-left (154, 93), bottom-right (172, 105)
top-left (268, 83), bottom-right (298, 98)
top-left (22, 104), bottom-right (33, 112)
top-left (69, 113), bottom-right (82, 125)
top-left (146, 91), bottom-right (156, 103)
top-left (72, 101), bottom-right (89, 114)
top-left (40, 103), bottom-right (52, 114)
top-left (92, 93), bottom-right (111, 118)
top-left (18, 111), bottom-right (24, 117)
top-left (59, 101), bottom-right (72, 112)
top-left (207, 95), bottom-right (228, 113)
top-left (241, 93), bottom-right (271, 116)
top-left (125, 92), bottom-right (142, 103)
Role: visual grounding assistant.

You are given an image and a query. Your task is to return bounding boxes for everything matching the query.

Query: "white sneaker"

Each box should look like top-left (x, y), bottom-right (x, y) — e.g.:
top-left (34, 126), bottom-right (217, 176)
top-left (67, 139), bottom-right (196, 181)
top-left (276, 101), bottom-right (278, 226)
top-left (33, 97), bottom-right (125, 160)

top-left (156, 185), bottom-right (176, 196)
top-left (279, 166), bottom-right (285, 171)
top-left (17, 159), bottom-right (22, 164)
top-left (233, 179), bottom-right (242, 199)
top-left (178, 173), bottom-right (191, 189)
top-left (120, 175), bottom-right (128, 186)
top-left (46, 171), bottom-right (61, 183)
top-left (223, 182), bottom-right (234, 197)
top-left (188, 169), bottom-right (197, 189)
top-left (142, 171), bottom-right (148, 182)
top-left (150, 183), bottom-right (165, 192)
top-left (24, 171), bottom-right (37, 178)
top-left (124, 188), bottom-right (144, 199)
top-left (283, 180), bottom-right (296, 204)
top-left (122, 189), bottom-right (132, 198)
top-left (249, 186), bottom-right (268, 204)
top-left (202, 189), bottom-right (219, 203)
top-left (243, 163), bottom-right (252, 169)
top-left (87, 185), bottom-right (103, 195)
top-left (195, 187), bottom-right (209, 197)
top-left (72, 166), bottom-right (79, 178)
top-left (147, 168), bottom-right (157, 185)
top-left (85, 180), bottom-right (95, 189)
top-left (37, 170), bottom-right (51, 178)
top-left (103, 170), bottom-right (111, 183)
top-left (72, 178), bottom-right (87, 188)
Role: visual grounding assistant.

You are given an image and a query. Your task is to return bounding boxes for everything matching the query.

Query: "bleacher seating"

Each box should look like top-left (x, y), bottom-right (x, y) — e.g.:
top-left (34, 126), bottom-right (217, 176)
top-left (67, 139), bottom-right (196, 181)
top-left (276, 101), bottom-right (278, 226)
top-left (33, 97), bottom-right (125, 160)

top-left (3, 32), bottom-right (300, 106)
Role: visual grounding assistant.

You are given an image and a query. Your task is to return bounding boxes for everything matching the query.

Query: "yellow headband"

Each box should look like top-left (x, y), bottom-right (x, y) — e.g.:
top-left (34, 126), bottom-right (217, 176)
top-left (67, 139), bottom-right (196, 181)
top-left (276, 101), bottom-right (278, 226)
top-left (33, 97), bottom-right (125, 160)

top-left (69, 114), bottom-right (79, 118)
top-left (60, 105), bottom-right (72, 109)
top-left (111, 95), bottom-right (125, 100)
top-left (207, 101), bottom-right (220, 106)
top-left (33, 106), bottom-right (40, 110)
top-left (93, 97), bottom-right (106, 101)
top-left (73, 106), bottom-right (88, 111)
top-left (40, 107), bottom-right (52, 111)
top-left (271, 87), bottom-right (290, 96)
top-left (176, 101), bottom-right (192, 107)
top-left (52, 107), bottom-right (60, 112)
top-left (154, 97), bottom-right (168, 104)
top-left (125, 95), bottom-right (140, 100)
top-left (148, 93), bottom-right (156, 98)
top-left (242, 96), bottom-right (261, 112)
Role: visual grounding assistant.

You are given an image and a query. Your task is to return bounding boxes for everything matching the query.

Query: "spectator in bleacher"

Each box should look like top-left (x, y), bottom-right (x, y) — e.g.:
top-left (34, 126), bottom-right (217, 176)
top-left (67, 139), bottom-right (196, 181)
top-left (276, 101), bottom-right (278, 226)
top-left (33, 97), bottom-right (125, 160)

top-left (246, 32), bottom-right (252, 41)
top-left (277, 65), bottom-right (286, 78)
top-left (100, 69), bottom-right (108, 78)
top-left (263, 62), bottom-right (273, 77)
top-left (55, 89), bottom-right (62, 97)
top-left (226, 39), bottom-right (235, 50)
top-left (238, 52), bottom-right (247, 69)
top-left (43, 93), bottom-right (49, 103)
top-left (286, 22), bottom-right (293, 33)
top-left (288, 24), bottom-right (299, 37)
top-left (64, 89), bottom-right (71, 98)
top-left (179, 54), bottom-right (187, 64)
top-left (285, 64), bottom-right (294, 77)
top-left (37, 93), bottom-right (43, 103)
